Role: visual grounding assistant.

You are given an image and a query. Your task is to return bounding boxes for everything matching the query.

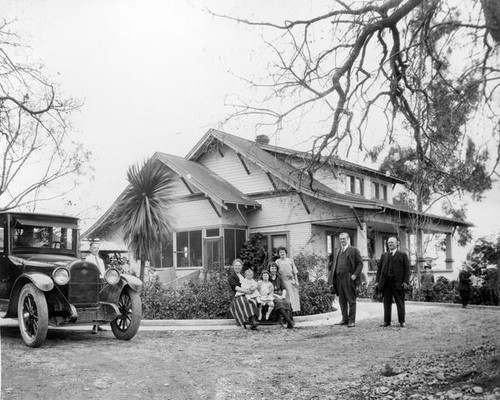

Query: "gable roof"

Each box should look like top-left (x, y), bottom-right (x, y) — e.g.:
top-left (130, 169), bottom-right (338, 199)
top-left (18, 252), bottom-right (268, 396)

top-left (187, 129), bottom-right (380, 210)
top-left (258, 143), bottom-right (407, 185)
top-left (153, 152), bottom-right (260, 210)
top-left (83, 129), bottom-right (471, 239)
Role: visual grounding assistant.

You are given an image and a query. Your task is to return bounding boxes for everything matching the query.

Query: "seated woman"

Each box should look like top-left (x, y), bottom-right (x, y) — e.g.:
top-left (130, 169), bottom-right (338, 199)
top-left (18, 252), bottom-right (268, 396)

top-left (227, 259), bottom-right (259, 330)
top-left (268, 262), bottom-right (294, 329)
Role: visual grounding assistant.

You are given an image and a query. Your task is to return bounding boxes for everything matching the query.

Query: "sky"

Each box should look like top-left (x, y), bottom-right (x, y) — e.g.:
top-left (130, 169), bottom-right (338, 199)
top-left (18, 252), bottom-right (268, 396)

top-left (2, 0), bottom-right (500, 241)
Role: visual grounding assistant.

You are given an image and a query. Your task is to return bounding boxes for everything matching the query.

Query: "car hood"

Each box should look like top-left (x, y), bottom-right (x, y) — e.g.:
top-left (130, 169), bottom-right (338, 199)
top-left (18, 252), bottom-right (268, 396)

top-left (13, 253), bottom-right (79, 267)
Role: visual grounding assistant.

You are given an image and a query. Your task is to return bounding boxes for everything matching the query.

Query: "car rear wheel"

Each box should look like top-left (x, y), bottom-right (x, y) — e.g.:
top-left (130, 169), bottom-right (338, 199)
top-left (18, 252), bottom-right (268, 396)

top-left (18, 283), bottom-right (49, 348)
top-left (110, 287), bottom-right (141, 340)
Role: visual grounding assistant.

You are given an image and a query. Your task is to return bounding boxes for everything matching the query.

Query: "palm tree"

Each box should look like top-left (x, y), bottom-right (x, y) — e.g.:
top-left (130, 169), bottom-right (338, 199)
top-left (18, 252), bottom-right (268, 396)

top-left (113, 158), bottom-right (173, 282)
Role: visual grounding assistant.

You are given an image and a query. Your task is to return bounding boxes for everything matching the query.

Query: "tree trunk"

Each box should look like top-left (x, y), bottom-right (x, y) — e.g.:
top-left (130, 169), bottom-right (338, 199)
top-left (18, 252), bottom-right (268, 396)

top-left (139, 259), bottom-right (145, 282)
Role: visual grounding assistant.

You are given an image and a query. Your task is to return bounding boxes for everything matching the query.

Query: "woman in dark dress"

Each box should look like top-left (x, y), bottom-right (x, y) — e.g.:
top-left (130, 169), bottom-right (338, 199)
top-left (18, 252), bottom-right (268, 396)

top-left (228, 258), bottom-right (259, 329)
top-left (268, 262), bottom-right (295, 329)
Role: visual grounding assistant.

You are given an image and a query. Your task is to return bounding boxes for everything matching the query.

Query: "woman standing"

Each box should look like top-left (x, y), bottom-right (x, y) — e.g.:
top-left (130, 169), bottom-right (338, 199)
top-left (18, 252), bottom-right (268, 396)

top-left (268, 262), bottom-right (295, 328)
top-left (275, 247), bottom-right (301, 313)
top-left (227, 259), bottom-right (259, 329)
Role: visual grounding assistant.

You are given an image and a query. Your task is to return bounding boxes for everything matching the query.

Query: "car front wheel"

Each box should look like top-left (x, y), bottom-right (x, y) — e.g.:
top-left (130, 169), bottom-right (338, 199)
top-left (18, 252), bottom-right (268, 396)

top-left (110, 287), bottom-right (141, 340)
top-left (18, 283), bottom-right (49, 348)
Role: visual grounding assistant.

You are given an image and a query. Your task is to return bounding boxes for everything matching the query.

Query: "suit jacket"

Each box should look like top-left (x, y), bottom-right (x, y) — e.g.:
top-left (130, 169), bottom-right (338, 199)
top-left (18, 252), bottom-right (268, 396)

top-left (328, 246), bottom-right (363, 287)
top-left (376, 250), bottom-right (410, 291)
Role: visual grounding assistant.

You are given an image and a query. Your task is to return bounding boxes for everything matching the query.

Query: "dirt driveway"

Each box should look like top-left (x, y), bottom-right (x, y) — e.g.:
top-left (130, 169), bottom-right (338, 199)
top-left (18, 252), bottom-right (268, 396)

top-left (2, 304), bottom-right (500, 399)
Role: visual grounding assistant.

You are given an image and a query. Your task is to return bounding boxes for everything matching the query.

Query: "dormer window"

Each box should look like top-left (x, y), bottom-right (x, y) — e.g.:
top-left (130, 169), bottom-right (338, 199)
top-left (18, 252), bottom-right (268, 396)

top-left (372, 182), bottom-right (388, 201)
top-left (346, 175), bottom-right (364, 196)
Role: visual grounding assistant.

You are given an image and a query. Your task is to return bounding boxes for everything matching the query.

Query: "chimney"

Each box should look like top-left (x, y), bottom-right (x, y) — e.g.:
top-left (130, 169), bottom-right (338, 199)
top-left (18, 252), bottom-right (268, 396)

top-left (255, 134), bottom-right (270, 146)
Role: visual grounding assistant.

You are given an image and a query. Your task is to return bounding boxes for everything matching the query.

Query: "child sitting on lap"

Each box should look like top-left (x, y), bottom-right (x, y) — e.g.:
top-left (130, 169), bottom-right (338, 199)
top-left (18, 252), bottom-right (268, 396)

top-left (236, 268), bottom-right (261, 302)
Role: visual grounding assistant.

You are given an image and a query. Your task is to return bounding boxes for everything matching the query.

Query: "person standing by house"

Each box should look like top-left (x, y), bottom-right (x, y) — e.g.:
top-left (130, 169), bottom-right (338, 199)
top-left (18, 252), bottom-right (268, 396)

top-left (268, 262), bottom-right (294, 329)
top-left (85, 240), bottom-right (107, 334)
top-left (458, 264), bottom-right (472, 308)
top-left (275, 247), bottom-right (301, 313)
top-left (228, 259), bottom-right (259, 330)
top-left (85, 241), bottom-right (107, 278)
top-left (328, 232), bottom-right (363, 328)
top-left (420, 264), bottom-right (435, 302)
top-left (375, 236), bottom-right (410, 327)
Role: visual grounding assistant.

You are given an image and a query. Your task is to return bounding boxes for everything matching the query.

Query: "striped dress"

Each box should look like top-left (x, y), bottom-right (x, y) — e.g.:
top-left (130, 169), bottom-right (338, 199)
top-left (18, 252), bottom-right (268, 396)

top-left (228, 272), bottom-right (258, 327)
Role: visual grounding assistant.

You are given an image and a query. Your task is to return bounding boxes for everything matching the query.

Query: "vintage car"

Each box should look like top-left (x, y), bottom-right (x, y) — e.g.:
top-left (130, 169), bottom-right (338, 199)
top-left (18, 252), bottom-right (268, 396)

top-left (0, 212), bottom-right (142, 347)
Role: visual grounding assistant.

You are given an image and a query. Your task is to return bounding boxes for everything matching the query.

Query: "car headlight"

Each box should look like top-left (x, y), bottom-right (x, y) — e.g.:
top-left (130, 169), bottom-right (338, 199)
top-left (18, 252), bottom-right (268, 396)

top-left (52, 267), bottom-right (71, 285)
top-left (104, 268), bottom-right (121, 285)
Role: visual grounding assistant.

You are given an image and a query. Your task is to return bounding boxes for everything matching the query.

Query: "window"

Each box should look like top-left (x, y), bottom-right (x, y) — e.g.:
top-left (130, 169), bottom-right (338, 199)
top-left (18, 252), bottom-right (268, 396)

top-left (206, 228), bottom-right (219, 237)
top-left (176, 230), bottom-right (202, 267)
top-left (13, 225), bottom-right (75, 251)
top-left (346, 175), bottom-right (364, 196)
top-left (224, 228), bottom-right (246, 265)
top-left (256, 232), bottom-right (288, 261)
top-left (151, 238), bottom-right (173, 268)
top-left (371, 182), bottom-right (388, 201)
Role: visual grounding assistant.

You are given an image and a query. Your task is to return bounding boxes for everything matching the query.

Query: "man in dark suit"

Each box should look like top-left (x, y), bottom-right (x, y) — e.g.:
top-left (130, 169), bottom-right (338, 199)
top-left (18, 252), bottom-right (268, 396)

top-left (375, 236), bottom-right (410, 327)
top-left (328, 232), bottom-right (363, 328)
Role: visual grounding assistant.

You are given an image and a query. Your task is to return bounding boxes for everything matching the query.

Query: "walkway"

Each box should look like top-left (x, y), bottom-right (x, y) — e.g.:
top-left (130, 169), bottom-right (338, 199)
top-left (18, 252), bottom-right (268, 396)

top-left (1, 300), bottom-right (494, 332)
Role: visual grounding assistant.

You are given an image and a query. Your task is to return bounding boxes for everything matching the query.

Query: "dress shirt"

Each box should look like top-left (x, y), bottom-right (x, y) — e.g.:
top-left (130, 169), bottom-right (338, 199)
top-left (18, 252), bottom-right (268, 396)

top-left (86, 254), bottom-right (106, 278)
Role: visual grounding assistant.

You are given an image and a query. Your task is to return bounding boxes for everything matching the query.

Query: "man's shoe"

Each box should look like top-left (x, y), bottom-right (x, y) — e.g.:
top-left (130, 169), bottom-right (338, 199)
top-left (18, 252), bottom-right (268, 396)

top-left (380, 323), bottom-right (391, 327)
top-left (347, 322), bottom-right (355, 328)
top-left (335, 320), bottom-right (348, 326)
top-left (400, 322), bottom-right (406, 328)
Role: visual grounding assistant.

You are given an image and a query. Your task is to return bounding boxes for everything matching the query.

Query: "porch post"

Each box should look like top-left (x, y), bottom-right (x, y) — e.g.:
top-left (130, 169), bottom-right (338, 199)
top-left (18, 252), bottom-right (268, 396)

top-left (356, 222), bottom-right (369, 278)
top-left (399, 229), bottom-right (409, 253)
top-left (445, 233), bottom-right (453, 270)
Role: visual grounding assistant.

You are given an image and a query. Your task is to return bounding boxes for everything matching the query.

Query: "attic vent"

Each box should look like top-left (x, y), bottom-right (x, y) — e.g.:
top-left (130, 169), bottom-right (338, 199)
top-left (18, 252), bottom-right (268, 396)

top-left (255, 134), bottom-right (270, 145)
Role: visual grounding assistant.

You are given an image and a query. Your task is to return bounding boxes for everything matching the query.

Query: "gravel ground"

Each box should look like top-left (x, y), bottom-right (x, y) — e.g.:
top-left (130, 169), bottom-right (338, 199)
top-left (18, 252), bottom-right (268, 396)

top-left (1, 303), bottom-right (499, 399)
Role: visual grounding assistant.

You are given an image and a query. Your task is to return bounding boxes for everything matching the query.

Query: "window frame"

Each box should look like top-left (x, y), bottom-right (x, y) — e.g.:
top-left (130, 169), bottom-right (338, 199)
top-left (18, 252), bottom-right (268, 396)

top-left (346, 174), bottom-right (364, 196)
top-left (371, 181), bottom-right (388, 201)
top-left (223, 228), bottom-right (247, 266)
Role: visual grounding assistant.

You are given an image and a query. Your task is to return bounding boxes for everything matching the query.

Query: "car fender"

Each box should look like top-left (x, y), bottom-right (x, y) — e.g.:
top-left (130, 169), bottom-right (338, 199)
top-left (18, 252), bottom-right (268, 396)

top-left (15, 272), bottom-right (54, 292)
top-left (99, 274), bottom-right (142, 304)
top-left (5, 273), bottom-right (54, 318)
top-left (120, 274), bottom-right (142, 292)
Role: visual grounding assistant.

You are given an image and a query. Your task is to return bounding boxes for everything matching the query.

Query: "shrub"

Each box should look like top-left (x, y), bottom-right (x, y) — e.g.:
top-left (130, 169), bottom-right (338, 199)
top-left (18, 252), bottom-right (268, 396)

top-left (239, 233), bottom-right (268, 274)
top-left (294, 252), bottom-right (335, 315)
top-left (299, 280), bottom-right (336, 315)
top-left (357, 280), bottom-right (381, 302)
top-left (294, 252), bottom-right (329, 282)
top-left (141, 251), bottom-right (337, 319)
top-left (141, 266), bottom-right (233, 320)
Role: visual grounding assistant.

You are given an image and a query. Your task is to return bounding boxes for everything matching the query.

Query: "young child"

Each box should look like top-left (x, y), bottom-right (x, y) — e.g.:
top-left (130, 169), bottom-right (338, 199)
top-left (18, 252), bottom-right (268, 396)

top-left (236, 268), bottom-right (260, 302)
top-left (257, 270), bottom-right (275, 321)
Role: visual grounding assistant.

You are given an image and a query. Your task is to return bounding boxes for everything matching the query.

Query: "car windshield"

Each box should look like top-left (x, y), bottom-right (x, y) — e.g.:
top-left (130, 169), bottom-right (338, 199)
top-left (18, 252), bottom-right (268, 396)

top-left (13, 225), bottom-right (76, 252)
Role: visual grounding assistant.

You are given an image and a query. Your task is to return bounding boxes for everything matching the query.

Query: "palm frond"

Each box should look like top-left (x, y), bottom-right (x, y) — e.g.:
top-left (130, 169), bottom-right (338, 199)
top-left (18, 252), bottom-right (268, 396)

top-left (112, 159), bottom-right (174, 263)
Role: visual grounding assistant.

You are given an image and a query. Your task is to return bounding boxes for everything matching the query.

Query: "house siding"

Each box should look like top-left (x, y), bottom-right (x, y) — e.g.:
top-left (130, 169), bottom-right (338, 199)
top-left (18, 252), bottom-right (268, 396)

top-left (169, 199), bottom-right (222, 229)
top-left (170, 176), bottom-right (201, 196)
top-left (198, 145), bottom-right (280, 194)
